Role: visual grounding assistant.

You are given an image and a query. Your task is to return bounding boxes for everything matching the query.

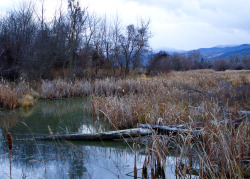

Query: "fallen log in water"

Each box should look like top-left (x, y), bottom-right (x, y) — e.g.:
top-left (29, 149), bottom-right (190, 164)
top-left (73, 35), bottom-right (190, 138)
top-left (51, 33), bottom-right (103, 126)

top-left (139, 124), bottom-right (202, 136)
top-left (140, 116), bottom-right (248, 136)
top-left (36, 117), bottom-right (246, 141)
top-left (35, 128), bottom-right (152, 141)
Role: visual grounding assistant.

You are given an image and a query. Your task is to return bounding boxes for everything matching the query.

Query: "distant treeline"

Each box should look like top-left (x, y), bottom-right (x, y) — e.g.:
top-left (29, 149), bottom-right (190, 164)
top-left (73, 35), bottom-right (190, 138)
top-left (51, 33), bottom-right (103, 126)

top-left (0, 0), bottom-right (151, 80)
top-left (0, 1), bottom-right (249, 81)
top-left (148, 50), bottom-right (250, 75)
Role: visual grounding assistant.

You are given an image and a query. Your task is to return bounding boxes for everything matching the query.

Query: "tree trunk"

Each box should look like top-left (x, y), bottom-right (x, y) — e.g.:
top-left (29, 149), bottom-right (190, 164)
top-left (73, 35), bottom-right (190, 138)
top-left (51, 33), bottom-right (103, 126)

top-left (125, 60), bottom-right (129, 76)
top-left (139, 124), bottom-right (202, 137)
top-left (36, 128), bottom-right (152, 141)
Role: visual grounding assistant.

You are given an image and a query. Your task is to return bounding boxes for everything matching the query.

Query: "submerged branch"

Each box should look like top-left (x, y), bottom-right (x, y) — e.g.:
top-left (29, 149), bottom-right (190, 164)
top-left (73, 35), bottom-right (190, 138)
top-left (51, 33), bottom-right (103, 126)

top-left (139, 124), bottom-right (202, 136)
top-left (36, 128), bottom-right (152, 141)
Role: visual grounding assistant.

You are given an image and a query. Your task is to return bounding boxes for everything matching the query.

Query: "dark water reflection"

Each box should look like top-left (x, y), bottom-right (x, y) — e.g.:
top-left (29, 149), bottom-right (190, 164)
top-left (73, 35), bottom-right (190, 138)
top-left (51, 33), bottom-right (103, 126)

top-left (0, 98), bottom-right (177, 179)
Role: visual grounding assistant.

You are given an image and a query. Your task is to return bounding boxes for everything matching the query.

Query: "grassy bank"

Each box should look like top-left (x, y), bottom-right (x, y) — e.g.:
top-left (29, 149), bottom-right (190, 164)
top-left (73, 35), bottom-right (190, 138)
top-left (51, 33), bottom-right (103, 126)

top-left (1, 70), bottom-right (249, 119)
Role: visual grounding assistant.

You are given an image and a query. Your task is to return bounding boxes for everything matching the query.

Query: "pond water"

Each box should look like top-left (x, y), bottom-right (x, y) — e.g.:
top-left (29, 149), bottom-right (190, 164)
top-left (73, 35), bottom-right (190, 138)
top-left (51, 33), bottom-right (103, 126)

top-left (0, 98), bottom-right (178, 179)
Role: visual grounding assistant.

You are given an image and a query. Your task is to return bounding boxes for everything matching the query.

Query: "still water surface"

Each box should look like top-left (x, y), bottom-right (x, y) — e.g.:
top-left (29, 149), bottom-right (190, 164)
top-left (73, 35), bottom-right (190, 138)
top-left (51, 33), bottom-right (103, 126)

top-left (0, 98), bottom-right (176, 179)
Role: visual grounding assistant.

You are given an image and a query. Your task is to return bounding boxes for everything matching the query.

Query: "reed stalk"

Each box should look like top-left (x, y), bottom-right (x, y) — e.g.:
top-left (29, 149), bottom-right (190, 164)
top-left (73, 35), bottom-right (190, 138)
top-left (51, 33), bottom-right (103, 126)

top-left (7, 132), bottom-right (13, 179)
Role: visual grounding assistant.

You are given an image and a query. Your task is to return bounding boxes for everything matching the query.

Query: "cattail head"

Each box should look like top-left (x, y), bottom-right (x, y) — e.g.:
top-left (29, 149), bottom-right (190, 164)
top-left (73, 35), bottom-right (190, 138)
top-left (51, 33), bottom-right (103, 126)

top-left (7, 132), bottom-right (13, 151)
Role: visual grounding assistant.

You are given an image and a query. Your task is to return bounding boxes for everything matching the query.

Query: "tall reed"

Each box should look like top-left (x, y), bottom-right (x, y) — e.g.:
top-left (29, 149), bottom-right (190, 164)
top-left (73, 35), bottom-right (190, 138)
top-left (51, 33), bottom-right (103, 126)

top-left (40, 79), bottom-right (91, 99)
top-left (0, 85), bottom-right (18, 109)
top-left (89, 70), bottom-right (249, 177)
top-left (90, 70), bottom-right (249, 129)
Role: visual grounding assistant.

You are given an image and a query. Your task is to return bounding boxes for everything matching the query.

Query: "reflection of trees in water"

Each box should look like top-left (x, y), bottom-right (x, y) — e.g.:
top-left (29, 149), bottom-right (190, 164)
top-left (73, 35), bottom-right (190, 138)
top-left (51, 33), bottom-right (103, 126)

top-left (22, 98), bottom-right (110, 134)
top-left (2, 98), bottom-right (110, 135)
top-left (0, 98), bottom-right (111, 136)
top-left (0, 114), bottom-right (19, 131)
top-left (0, 140), bottom-right (90, 178)
top-left (0, 139), bottom-right (147, 178)
top-left (35, 98), bottom-right (86, 116)
top-left (0, 131), bottom-right (196, 178)
top-left (0, 98), bottom-right (148, 178)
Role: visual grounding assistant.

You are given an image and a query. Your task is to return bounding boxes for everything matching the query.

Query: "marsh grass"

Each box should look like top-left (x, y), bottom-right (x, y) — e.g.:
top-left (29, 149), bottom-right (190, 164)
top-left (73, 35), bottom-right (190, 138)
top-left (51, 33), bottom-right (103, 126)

top-left (172, 117), bottom-right (249, 178)
top-left (140, 115), bottom-right (249, 178)
top-left (1, 70), bottom-right (249, 178)
top-left (2, 69), bottom-right (248, 110)
top-left (0, 78), bottom-right (92, 108)
top-left (40, 79), bottom-right (92, 99)
top-left (0, 84), bottom-right (19, 109)
top-left (90, 70), bottom-right (249, 129)
top-left (195, 118), bottom-right (250, 178)
top-left (0, 79), bottom-right (38, 109)
top-left (89, 70), bottom-right (249, 178)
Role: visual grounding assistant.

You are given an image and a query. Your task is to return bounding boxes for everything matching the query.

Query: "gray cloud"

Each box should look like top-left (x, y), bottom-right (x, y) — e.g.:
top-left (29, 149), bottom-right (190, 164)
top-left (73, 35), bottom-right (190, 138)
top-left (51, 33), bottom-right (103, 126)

top-left (121, 0), bottom-right (250, 50)
top-left (1, 0), bottom-right (250, 50)
top-left (127, 0), bottom-right (250, 30)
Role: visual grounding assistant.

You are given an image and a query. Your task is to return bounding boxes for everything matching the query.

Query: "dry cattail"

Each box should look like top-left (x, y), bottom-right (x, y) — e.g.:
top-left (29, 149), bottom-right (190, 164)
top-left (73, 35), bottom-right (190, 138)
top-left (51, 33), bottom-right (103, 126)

top-left (7, 132), bottom-right (13, 150)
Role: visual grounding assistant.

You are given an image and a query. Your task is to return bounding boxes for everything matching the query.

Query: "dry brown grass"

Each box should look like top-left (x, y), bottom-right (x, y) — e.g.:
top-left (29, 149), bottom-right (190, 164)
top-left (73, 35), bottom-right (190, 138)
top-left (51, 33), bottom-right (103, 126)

top-left (89, 70), bottom-right (249, 177)
top-left (0, 84), bottom-right (19, 109)
top-left (196, 120), bottom-right (250, 178)
top-left (0, 79), bottom-right (38, 109)
top-left (90, 70), bottom-right (249, 129)
top-left (146, 118), bottom-right (250, 178)
top-left (0, 70), bottom-right (249, 178)
top-left (40, 79), bottom-right (92, 99)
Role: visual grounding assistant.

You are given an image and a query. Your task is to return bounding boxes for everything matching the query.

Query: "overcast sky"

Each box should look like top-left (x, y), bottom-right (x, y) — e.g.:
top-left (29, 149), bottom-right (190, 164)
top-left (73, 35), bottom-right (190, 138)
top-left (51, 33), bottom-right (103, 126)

top-left (1, 0), bottom-right (250, 51)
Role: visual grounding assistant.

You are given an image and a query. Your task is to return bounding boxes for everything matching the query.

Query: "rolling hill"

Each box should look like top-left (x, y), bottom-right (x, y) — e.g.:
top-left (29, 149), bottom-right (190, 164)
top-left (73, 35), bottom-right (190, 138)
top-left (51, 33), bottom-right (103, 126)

top-left (196, 44), bottom-right (250, 60)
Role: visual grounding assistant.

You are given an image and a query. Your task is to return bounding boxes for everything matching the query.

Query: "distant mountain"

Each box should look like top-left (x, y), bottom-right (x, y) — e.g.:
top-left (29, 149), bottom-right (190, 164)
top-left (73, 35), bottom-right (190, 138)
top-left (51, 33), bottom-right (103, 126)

top-left (153, 44), bottom-right (250, 60)
top-left (154, 47), bottom-right (186, 55)
top-left (213, 44), bottom-right (238, 48)
top-left (196, 44), bottom-right (250, 60)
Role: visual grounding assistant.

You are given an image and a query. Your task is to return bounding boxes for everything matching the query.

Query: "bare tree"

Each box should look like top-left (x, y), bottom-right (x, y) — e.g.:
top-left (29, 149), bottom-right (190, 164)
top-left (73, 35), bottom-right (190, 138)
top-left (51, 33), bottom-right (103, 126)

top-left (83, 13), bottom-right (100, 54)
top-left (109, 15), bottom-right (122, 76)
top-left (241, 55), bottom-right (250, 69)
top-left (0, 2), bottom-right (37, 79)
top-left (119, 19), bottom-right (151, 76)
top-left (213, 59), bottom-right (230, 71)
top-left (171, 53), bottom-right (185, 71)
top-left (0, 1), bottom-right (153, 80)
top-left (132, 19), bottom-right (151, 69)
top-left (148, 51), bottom-right (172, 74)
top-left (98, 15), bottom-right (113, 73)
top-left (187, 50), bottom-right (202, 69)
top-left (67, 0), bottom-right (88, 78)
